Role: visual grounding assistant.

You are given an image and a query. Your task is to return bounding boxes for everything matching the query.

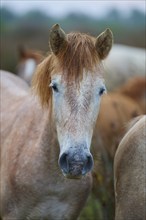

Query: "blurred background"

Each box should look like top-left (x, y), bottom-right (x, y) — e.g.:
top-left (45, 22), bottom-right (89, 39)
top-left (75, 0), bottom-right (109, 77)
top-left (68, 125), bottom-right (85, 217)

top-left (1, 1), bottom-right (145, 220)
top-left (1, 0), bottom-right (145, 73)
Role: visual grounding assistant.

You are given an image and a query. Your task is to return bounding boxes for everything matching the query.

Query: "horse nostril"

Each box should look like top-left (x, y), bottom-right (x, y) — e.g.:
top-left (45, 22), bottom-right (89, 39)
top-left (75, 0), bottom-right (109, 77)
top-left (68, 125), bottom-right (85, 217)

top-left (58, 153), bottom-right (69, 174)
top-left (59, 151), bottom-right (94, 177)
top-left (82, 154), bottom-right (94, 175)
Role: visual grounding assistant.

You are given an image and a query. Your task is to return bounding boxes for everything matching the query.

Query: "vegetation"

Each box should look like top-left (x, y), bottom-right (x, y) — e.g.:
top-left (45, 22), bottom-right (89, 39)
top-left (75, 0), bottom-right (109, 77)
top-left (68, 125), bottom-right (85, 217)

top-left (0, 7), bottom-right (145, 73)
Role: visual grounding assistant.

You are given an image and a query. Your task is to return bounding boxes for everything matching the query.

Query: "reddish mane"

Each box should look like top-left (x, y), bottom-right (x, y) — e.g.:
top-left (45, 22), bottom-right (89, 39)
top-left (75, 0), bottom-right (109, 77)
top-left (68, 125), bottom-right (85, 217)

top-left (32, 32), bottom-right (102, 107)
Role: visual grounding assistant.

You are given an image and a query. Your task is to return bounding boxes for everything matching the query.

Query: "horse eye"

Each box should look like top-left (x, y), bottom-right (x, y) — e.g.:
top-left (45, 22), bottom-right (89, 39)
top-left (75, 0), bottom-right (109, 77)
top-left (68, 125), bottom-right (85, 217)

top-left (49, 83), bottom-right (59, 92)
top-left (99, 87), bottom-right (105, 96)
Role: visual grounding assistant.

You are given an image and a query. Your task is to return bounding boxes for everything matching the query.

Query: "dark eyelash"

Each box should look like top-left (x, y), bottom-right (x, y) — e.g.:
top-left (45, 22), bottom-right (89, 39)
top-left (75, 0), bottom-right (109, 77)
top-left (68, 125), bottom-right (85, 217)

top-left (51, 83), bottom-right (59, 92)
top-left (99, 87), bottom-right (105, 96)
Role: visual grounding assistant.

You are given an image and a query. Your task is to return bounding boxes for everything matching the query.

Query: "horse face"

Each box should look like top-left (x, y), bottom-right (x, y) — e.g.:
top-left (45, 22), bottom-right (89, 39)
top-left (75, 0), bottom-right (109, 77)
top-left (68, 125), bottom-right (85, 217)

top-left (50, 72), bottom-right (106, 178)
top-left (47, 24), bottom-right (113, 178)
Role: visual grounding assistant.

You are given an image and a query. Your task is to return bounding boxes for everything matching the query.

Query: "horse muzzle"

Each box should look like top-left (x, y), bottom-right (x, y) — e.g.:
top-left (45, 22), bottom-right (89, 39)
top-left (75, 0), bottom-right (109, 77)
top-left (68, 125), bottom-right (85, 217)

top-left (58, 148), bottom-right (93, 179)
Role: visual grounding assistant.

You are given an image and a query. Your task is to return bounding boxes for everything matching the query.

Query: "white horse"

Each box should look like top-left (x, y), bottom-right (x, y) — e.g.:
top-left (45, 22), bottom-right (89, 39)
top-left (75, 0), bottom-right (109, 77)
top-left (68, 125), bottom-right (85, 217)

top-left (114, 115), bottom-right (146, 220)
top-left (0, 24), bottom-right (113, 219)
top-left (104, 44), bottom-right (145, 90)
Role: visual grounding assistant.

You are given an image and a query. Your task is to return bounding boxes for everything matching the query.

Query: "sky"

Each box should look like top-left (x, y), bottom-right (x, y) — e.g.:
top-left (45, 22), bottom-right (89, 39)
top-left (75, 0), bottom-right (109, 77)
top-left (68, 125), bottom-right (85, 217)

top-left (1, 0), bottom-right (146, 18)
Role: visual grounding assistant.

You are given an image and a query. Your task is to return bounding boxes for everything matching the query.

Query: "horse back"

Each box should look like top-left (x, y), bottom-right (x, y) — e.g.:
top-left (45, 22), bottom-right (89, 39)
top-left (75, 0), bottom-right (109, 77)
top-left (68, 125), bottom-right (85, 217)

top-left (0, 70), bottom-right (29, 143)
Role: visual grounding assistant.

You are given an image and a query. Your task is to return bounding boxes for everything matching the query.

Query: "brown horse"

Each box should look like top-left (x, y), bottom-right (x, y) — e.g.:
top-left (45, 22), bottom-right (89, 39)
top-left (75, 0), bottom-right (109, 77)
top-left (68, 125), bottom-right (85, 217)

top-left (116, 76), bottom-right (146, 113)
top-left (114, 115), bottom-right (146, 220)
top-left (16, 45), bottom-right (43, 85)
top-left (91, 92), bottom-right (142, 219)
top-left (0, 24), bottom-right (113, 219)
top-left (93, 92), bottom-right (142, 159)
top-left (94, 76), bottom-right (145, 160)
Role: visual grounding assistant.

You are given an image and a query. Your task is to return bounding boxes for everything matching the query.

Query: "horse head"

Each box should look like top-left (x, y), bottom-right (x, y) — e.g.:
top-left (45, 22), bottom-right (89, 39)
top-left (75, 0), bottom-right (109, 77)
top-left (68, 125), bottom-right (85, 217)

top-left (33, 24), bottom-right (113, 179)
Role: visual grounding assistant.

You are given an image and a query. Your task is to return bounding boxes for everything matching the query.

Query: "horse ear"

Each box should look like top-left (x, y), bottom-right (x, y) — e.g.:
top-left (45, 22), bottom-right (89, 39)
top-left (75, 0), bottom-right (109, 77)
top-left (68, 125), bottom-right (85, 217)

top-left (95, 28), bottom-right (113, 60)
top-left (49, 24), bottom-right (67, 55)
top-left (18, 45), bottom-right (27, 58)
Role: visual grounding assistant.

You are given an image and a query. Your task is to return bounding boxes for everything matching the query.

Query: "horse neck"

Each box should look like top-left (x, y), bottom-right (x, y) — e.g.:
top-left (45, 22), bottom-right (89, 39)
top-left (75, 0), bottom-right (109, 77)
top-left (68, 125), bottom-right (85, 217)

top-left (38, 111), bottom-right (60, 171)
top-left (24, 97), bottom-right (60, 173)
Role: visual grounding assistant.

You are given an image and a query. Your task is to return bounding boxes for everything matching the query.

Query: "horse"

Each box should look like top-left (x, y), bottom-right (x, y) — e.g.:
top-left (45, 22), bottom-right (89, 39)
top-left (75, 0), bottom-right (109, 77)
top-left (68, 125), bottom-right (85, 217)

top-left (90, 92), bottom-right (142, 219)
top-left (104, 44), bottom-right (145, 90)
top-left (0, 24), bottom-right (113, 219)
top-left (16, 44), bottom-right (146, 91)
top-left (114, 115), bottom-right (146, 220)
top-left (92, 92), bottom-right (142, 160)
top-left (16, 45), bottom-right (43, 85)
top-left (115, 76), bottom-right (146, 113)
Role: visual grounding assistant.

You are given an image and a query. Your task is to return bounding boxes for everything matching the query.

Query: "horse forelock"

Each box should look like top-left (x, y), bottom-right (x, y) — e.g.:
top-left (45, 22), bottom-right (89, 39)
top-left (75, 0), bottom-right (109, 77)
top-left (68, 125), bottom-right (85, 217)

top-left (32, 32), bottom-right (102, 108)
top-left (58, 33), bottom-right (101, 79)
